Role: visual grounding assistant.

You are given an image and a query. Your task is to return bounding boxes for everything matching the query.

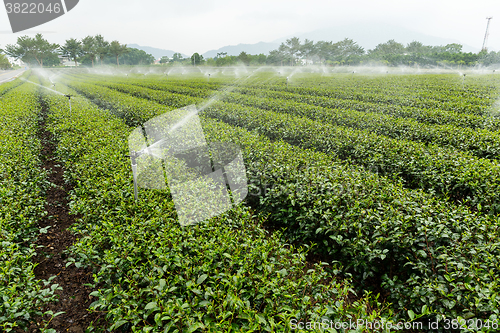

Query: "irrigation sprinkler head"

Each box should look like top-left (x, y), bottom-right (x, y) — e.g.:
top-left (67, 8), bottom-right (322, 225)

top-left (125, 150), bottom-right (144, 201)
top-left (125, 150), bottom-right (143, 166)
top-left (64, 94), bottom-right (73, 112)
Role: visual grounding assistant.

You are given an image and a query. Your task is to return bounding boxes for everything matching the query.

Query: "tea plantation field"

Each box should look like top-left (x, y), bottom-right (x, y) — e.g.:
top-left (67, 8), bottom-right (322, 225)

top-left (2, 68), bottom-right (500, 332)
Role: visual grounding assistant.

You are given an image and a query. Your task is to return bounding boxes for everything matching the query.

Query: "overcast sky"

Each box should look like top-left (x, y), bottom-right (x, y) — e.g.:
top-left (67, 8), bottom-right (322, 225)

top-left (1, 0), bottom-right (499, 55)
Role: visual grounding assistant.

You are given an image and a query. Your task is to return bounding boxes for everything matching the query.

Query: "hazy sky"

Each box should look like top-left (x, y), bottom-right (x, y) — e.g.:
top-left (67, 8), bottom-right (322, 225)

top-left (1, 0), bottom-right (499, 55)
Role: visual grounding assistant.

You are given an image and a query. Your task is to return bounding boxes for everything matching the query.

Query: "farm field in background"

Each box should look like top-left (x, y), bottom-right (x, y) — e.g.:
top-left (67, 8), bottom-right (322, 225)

top-left (3, 67), bottom-right (500, 332)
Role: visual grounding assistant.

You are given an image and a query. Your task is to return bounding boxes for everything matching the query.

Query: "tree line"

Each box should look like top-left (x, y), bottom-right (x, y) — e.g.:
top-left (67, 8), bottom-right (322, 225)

top-left (171, 38), bottom-right (500, 68)
top-left (2, 34), bottom-right (500, 69)
top-left (1, 34), bottom-right (154, 68)
top-left (263, 37), bottom-right (498, 68)
top-left (205, 38), bottom-right (499, 68)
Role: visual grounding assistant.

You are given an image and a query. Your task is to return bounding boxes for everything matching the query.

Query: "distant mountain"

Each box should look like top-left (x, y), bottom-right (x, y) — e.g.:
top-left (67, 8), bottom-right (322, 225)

top-left (127, 44), bottom-right (188, 60)
top-left (131, 23), bottom-right (481, 61)
top-left (273, 22), bottom-right (480, 53)
top-left (202, 41), bottom-right (280, 59)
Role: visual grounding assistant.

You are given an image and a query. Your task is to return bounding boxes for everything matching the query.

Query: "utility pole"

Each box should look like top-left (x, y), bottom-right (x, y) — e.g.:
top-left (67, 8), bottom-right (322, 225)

top-left (482, 17), bottom-right (493, 52)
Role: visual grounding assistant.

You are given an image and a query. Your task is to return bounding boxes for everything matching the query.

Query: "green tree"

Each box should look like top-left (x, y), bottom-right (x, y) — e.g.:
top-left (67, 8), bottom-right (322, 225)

top-left (444, 43), bottom-right (463, 54)
top-left (267, 49), bottom-right (285, 66)
top-left (299, 39), bottom-right (316, 64)
top-left (60, 38), bottom-right (83, 67)
top-left (281, 37), bottom-right (301, 65)
top-left (237, 51), bottom-right (250, 65)
top-left (335, 38), bottom-right (364, 64)
top-left (252, 53), bottom-right (267, 65)
top-left (120, 48), bottom-right (155, 65)
top-left (205, 58), bottom-right (216, 66)
top-left (160, 56), bottom-right (169, 64)
top-left (215, 55), bottom-right (238, 66)
top-left (81, 36), bottom-right (97, 67)
top-left (4, 33), bottom-right (59, 68)
top-left (44, 52), bottom-right (62, 67)
top-left (314, 41), bottom-right (334, 64)
top-left (172, 53), bottom-right (183, 62)
top-left (370, 39), bottom-right (405, 57)
top-left (0, 54), bottom-right (11, 69)
top-left (405, 41), bottom-right (432, 55)
top-left (95, 34), bottom-right (109, 66)
top-left (109, 40), bottom-right (129, 66)
top-left (191, 52), bottom-right (203, 66)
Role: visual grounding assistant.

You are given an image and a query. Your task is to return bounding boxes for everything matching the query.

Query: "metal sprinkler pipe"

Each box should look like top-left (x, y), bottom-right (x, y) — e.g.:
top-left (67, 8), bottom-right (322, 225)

top-left (125, 150), bottom-right (142, 201)
top-left (64, 94), bottom-right (72, 112)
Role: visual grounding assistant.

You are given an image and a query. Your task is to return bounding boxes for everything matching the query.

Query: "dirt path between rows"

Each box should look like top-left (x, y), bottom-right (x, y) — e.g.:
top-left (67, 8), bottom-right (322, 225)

top-left (29, 98), bottom-right (106, 332)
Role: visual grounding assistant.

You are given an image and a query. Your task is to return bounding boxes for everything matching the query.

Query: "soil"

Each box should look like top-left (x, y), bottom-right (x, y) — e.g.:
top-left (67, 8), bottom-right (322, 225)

top-left (27, 100), bottom-right (109, 332)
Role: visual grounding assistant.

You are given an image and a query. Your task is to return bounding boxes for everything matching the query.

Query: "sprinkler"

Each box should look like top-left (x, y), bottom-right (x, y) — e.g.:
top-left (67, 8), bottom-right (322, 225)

top-left (208, 73), bottom-right (211, 81)
top-left (286, 77), bottom-right (289, 88)
top-left (125, 150), bottom-right (142, 201)
top-left (64, 94), bottom-right (73, 112)
top-left (462, 74), bottom-right (466, 89)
